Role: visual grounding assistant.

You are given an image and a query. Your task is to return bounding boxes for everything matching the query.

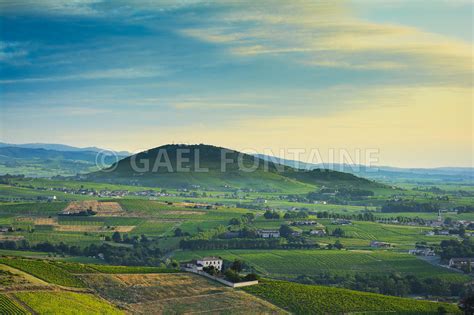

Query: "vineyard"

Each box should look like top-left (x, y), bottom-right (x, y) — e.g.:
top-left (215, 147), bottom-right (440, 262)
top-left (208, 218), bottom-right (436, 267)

top-left (0, 294), bottom-right (27, 315)
top-left (88, 264), bottom-right (179, 274)
top-left (242, 279), bottom-right (461, 314)
top-left (15, 291), bottom-right (124, 315)
top-left (174, 249), bottom-right (469, 283)
top-left (0, 257), bottom-right (86, 287)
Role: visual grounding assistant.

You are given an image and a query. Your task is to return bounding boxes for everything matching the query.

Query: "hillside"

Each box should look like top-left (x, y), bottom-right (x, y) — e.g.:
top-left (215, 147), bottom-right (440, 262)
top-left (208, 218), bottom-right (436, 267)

top-left (85, 144), bottom-right (380, 190)
top-left (0, 256), bottom-right (460, 315)
top-left (0, 147), bottom-right (126, 177)
top-left (243, 279), bottom-right (460, 314)
top-left (256, 154), bottom-right (474, 184)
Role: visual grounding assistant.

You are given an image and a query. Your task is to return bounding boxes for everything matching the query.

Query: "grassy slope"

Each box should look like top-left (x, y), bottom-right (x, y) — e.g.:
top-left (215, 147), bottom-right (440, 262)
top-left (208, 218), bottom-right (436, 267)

top-left (15, 291), bottom-right (124, 315)
top-left (0, 257), bottom-right (86, 287)
top-left (87, 144), bottom-right (382, 191)
top-left (243, 279), bottom-right (460, 314)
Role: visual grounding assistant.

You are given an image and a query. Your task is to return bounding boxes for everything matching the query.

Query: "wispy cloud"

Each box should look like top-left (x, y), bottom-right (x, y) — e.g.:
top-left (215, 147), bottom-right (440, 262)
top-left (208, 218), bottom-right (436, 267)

top-left (0, 41), bottom-right (29, 64)
top-left (0, 67), bottom-right (164, 84)
top-left (181, 2), bottom-right (473, 80)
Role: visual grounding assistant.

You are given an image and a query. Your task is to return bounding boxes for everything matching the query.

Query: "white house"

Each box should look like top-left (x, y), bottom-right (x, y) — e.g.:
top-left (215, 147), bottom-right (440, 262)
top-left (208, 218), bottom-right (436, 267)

top-left (449, 258), bottom-right (474, 269)
top-left (409, 248), bottom-right (435, 256)
top-left (310, 229), bottom-right (326, 236)
top-left (196, 256), bottom-right (223, 271)
top-left (257, 229), bottom-right (280, 238)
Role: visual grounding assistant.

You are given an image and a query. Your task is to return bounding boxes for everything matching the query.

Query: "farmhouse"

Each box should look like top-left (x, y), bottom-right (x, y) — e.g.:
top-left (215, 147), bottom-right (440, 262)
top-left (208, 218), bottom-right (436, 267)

top-left (196, 257), bottom-right (223, 271)
top-left (449, 258), bottom-right (474, 269)
top-left (370, 241), bottom-right (391, 248)
top-left (257, 229), bottom-right (280, 238)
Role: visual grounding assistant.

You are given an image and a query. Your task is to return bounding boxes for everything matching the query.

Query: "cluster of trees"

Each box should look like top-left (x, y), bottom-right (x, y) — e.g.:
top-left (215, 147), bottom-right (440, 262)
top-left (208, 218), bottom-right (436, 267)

top-left (296, 272), bottom-right (465, 297)
top-left (0, 240), bottom-right (164, 266)
top-left (381, 201), bottom-right (440, 213)
top-left (306, 187), bottom-right (374, 203)
top-left (202, 259), bottom-right (259, 283)
top-left (283, 210), bottom-right (308, 219)
top-left (439, 239), bottom-right (474, 260)
top-left (228, 213), bottom-right (255, 225)
top-left (331, 228), bottom-right (345, 237)
top-left (108, 231), bottom-right (151, 244)
top-left (180, 238), bottom-right (285, 250)
top-left (456, 205), bottom-right (474, 214)
top-left (263, 210), bottom-right (281, 219)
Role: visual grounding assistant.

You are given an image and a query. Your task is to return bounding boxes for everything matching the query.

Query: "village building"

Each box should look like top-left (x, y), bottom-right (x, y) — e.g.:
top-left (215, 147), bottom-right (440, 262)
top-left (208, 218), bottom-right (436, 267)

top-left (449, 258), bottom-right (474, 269)
top-left (370, 241), bottom-right (391, 248)
top-left (292, 221), bottom-right (316, 226)
top-left (332, 219), bottom-right (352, 225)
top-left (310, 229), bottom-right (326, 236)
top-left (408, 248), bottom-right (435, 256)
top-left (196, 257), bottom-right (223, 271)
top-left (257, 229), bottom-right (280, 238)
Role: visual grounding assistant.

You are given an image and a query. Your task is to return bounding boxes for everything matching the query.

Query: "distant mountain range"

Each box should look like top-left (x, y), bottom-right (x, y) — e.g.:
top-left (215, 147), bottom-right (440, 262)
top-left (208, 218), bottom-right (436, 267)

top-left (0, 141), bottom-right (471, 186)
top-left (0, 144), bottom-right (129, 178)
top-left (255, 154), bottom-right (473, 184)
top-left (0, 142), bottom-right (131, 156)
top-left (84, 144), bottom-right (381, 190)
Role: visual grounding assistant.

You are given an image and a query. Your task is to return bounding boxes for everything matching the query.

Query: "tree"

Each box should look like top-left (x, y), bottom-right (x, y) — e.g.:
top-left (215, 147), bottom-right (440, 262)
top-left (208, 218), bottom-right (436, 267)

top-left (279, 224), bottom-right (293, 238)
top-left (111, 231), bottom-right (122, 243)
top-left (229, 218), bottom-right (241, 225)
top-left (243, 273), bottom-right (260, 281)
top-left (333, 240), bottom-right (344, 250)
top-left (331, 228), bottom-right (345, 237)
top-left (231, 259), bottom-right (243, 272)
top-left (174, 228), bottom-right (183, 237)
top-left (224, 268), bottom-right (241, 283)
top-left (203, 266), bottom-right (218, 276)
top-left (244, 213), bottom-right (255, 222)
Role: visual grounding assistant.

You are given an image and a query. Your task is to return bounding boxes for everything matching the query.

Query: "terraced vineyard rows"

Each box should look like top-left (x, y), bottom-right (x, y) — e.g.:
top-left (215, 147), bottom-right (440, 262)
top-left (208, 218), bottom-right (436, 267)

top-left (0, 294), bottom-right (27, 315)
top-left (15, 291), bottom-right (124, 315)
top-left (173, 249), bottom-right (469, 281)
top-left (0, 258), bottom-right (86, 287)
top-left (243, 279), bottom-right (461, 314)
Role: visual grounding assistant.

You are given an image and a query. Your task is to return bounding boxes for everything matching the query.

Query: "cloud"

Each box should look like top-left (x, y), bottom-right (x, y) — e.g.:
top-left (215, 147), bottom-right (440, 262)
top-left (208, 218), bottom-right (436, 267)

top-left (181, 2), bottom-right (473, 82)
top-left (0, 0), bottom-right (204, 17)
top-left (0, 67), bottom-right (164, 84)
top-left (0, 41), bottom-right (29, 63)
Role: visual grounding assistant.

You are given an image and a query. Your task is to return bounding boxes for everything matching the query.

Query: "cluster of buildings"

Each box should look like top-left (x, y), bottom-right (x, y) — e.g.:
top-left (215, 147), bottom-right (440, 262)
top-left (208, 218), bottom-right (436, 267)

top-left (256, 229), bottom-right (280, 238)
top-left (185, 256), bottom-right (223, 272)
top-left (332, 219), bottom-right (352, 225)
top-left (370, 241), bottom-right (392, 248)
top-left (408, 248), bottom-right (435, 256)
top-left (291, 221), bottom-right (316, 226)
top-left (448, 258), bottom-right (474, 270)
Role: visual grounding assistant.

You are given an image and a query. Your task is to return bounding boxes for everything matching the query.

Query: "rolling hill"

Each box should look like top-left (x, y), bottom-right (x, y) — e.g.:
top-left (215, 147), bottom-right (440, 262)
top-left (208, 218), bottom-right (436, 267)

top-left (0, 147), bottom-right (126, 177)
top-left (84, 144), bottom-right (383, 191)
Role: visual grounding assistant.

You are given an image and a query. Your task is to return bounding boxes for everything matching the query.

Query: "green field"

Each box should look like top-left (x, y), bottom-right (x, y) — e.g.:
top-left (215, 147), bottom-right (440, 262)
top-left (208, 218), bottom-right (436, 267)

top-left (15, 291), bottom-right (124, 315)
top-left (173, 249), bottom-right (469, 281)
top-left (243, 279), bottom-right (461, 314)
top-left (0, 257), bottom-right (86, 287)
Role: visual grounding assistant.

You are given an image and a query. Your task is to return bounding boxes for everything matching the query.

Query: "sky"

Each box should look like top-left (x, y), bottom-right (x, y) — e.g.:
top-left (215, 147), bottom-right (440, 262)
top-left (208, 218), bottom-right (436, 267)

top-left (0, 0), bottom-right (472, 168)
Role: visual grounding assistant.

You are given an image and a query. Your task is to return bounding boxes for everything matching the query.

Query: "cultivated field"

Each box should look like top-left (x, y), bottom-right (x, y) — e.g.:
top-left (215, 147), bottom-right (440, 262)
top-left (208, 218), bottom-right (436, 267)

top-left (243, 279), bottom-right (461, 314)
top-left (81, 272), bottom-right (286, 314)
